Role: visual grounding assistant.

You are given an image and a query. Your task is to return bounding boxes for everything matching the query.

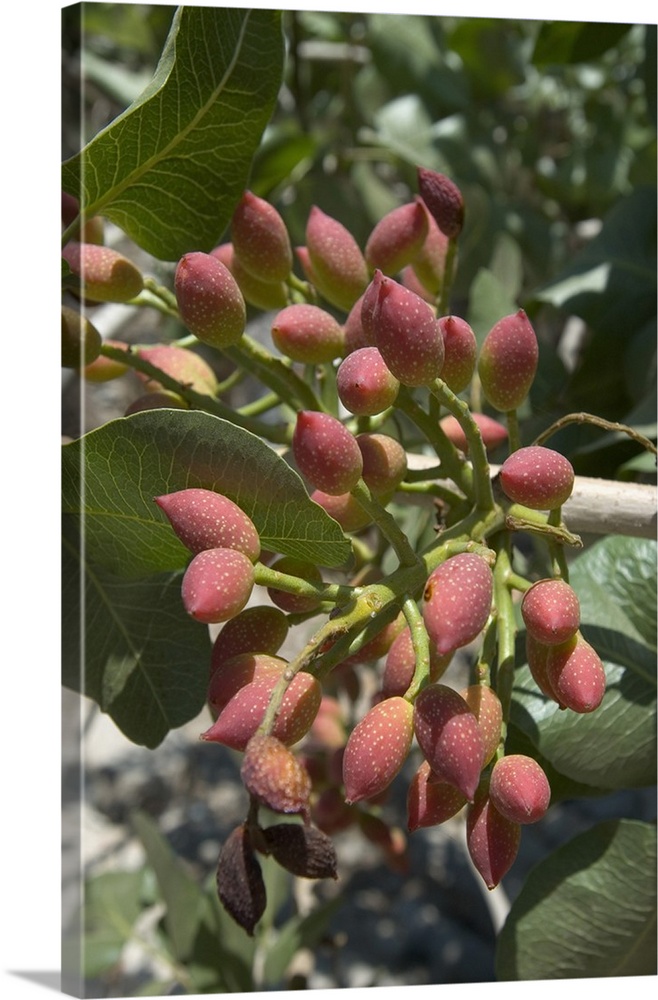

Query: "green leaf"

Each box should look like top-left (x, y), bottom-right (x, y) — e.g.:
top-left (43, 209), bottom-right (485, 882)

top-left (496, 819), bottom-right (657, 979)
top-left (82, 869), bottom-right (149, 978)
top-left (62, 7), bottom-right (285, 260)
top-left (61, 409), bottom-right (352, 579)
top-left (511, 653), bottom-right (656, 790)
top-left (367, 14), bottom-right (470, 114)
top-left (62, 517), bottom-right (211, 749)
top-left (370, 95), bottom-right (442, 170)
top-left (510, 535), bottom-right (657, 790)
top-left (250, 127), bottom-right (318, 198)
top-left (131, 810), bottom-right (206, 961)
top-left (533, 186), bottom-right (657, 331)
top-left (261, 894), bottom-right (344, 986)
top-left (569, 535), bottom-right (657, 650)
top-left (466, 267), bottom-right (520, 345)
top-left (532, 21), bottom-right (633, 67)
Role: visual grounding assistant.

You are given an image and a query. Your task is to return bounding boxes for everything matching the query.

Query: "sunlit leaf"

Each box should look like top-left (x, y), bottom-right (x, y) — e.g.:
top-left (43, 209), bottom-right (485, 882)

top-left (61, 409), bottom-right (352, 578)
top-left (496, 819), bottom-right (657, 979)
top-left (62, 7), bottom-right (285, 259)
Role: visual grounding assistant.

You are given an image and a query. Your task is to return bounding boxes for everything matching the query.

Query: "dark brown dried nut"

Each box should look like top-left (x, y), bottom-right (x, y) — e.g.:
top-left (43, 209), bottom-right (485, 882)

top-left (260, 823), bottom-right (338, 880)
top-left (216, 824), bottom-right (266, 936)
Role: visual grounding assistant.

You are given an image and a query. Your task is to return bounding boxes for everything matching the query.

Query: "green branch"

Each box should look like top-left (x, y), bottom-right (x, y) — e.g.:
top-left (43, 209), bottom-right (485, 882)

top-left (224, 334), bottom-right (326, 414)
top-left (429, 378), bottom-right (495, 512)
top-left (99, 344), bottom-right (291, 444)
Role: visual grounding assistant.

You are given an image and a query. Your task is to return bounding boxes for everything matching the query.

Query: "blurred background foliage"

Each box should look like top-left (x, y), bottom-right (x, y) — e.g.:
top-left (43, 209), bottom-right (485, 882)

top-left (62, 5), bottom-right (656, 480)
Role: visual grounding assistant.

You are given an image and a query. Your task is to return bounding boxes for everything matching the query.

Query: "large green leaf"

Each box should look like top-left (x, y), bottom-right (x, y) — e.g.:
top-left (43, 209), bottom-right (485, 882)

top-left (61, 409), bottom-right (352, 579)
top-left (62, 7), bottom-right (285, 260)
top-left (569, 535), bottom-right (657, 650)
top-left (510, 654), bottom-right (656, 790)
top-left (510, 536), bottom-right (657, 790)
top-left (496, 819), bottom-right (657, 979)
top-left (62, 516), bottom-right (210, 748)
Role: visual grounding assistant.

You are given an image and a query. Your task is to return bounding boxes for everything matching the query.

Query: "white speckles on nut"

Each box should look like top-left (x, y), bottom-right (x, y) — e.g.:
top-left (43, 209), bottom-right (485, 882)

top-left (500, 446), bottom-right (574, 510)
top-left (343, 697), bottom-right (414, 803)
top-left (372, 276), bottom-right (445, 387)
top-left (413, 684), bottom-right (485, 801)
top-left (521, 578), bottom-right (580, 645)
top-left (180, 547), bottom-right (255, 624)
top-left (423, 553), bottom-right (493, 655)
top-left (155, 489), bottom-right (260, 561)
top-left (202, 670), bottom-right (321, 750)
top-left (477, 309), bottom-right (538, 411)
top-left (292, 410), bottom-right (363, 495)
top-left (489, 754), bottom-right (551, 824)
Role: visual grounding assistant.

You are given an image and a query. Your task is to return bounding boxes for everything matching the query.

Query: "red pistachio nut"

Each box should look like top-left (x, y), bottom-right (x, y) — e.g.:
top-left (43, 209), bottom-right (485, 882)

top-left (210, 607), bottom-right (289, 676)
top-left (500, 445), bottom-right (575, 510)
top-left (272, 303), bottom-right (345, 364)
top-left (292, 410), bottom-right (363, 495)
top-left (417, 167), bottom-right (465, 239)
top-left (489, 754), bottom-right (551, 825)
top-left (174, 251), bottom-right (246, 348)
top-left (477, 309), bottom-right (538, 412)
top-left (181, 547), bottom-right (255, 624)
top-left (240, 734), bottom-right (311, 816)
top-left (437, 315), bottom-right (478, 394)
top-left (305, 205), bottom-right (369, 311)
top-left (62, 241), bottom-right (144, 303)
top-left (136, 344), bottom-right (219, 396)
top-left (466, 784), bottom-right (521, 889)
top-left (356, 432), bottom-right (408, 496)
top-left (342, 696), bottom-right (414, 804)
top-left (364, 198), bottom-right (429, 275)
top-left (336, 347), bottom-right (400, 416)
top-left (422, 553), bottom-right (493, 656)
top-left (546, 633), bottom-right (607, 713)
top-left (407, 759), bottom-right (467, 831)
top-left (202, 666), bottom-right (321, 749)
top-left (413, 684), bottom-right (485, 801)
top-left (154, 488), bottom-right (260, 561)
top-left (367, 270), bottom-right (445, 387)
top-left (230, 190), bottom-right (293, 283)
top-left (521, 578), bottom-right (581, 646)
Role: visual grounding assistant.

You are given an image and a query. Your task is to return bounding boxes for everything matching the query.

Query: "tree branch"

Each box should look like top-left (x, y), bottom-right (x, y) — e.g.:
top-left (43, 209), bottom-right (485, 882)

top-left (402, 455), bottom-right (657, 540)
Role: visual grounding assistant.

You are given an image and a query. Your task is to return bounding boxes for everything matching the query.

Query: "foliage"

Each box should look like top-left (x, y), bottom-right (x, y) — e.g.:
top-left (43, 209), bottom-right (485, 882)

top-left (62, 5), bottom-right (656, 993)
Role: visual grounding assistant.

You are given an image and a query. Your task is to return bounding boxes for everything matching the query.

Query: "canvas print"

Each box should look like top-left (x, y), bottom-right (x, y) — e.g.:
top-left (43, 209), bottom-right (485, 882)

top-left (61, 3), bottom-right (657, 996)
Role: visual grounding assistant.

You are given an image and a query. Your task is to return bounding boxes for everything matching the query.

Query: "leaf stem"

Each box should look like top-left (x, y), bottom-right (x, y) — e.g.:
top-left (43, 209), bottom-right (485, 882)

top-left (395, 387), bottom-right (474, 498)
top-left (506, 408), bottom-right (521, 453)
top-left (532, 411), bottom-right (658, 456)
top-left (350, 479), bottom-right (420, 567)
top-left (224, 334), bottom-right (325, 413)
top-left (98, 344), bottom-right (291, 444)
top-left (492, 544), bottom-right (517, 738)
top-left (429, 378), bottom-right (495, 512)
top-left (401, 594), bottom-right (432, 701)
